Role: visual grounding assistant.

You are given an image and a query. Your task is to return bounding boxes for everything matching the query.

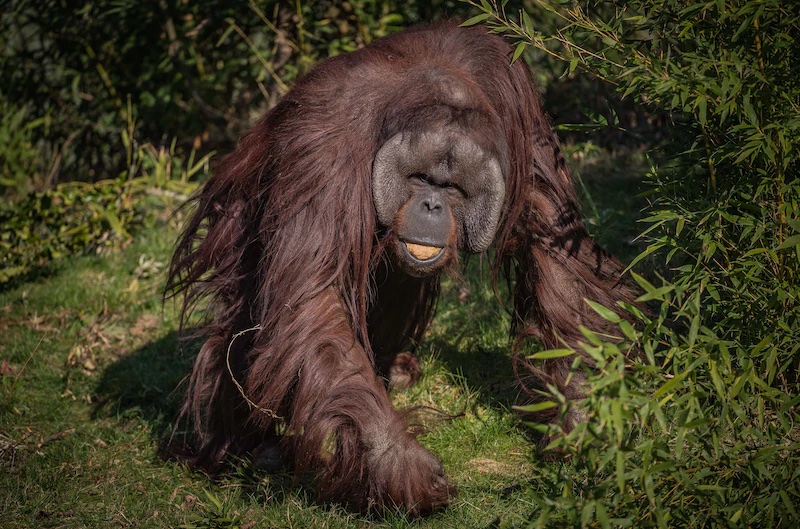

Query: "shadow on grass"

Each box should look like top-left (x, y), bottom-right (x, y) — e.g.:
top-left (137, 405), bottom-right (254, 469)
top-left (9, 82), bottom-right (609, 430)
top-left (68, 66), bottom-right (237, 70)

top-left (91, 319), bottom-right (526, 438)
top-left (425, 329), bottom-right (522, 412)
top-left (91, 330), bottom-right (305, 506)
top-left (92, 331), bottom-right (189, 431)
top-left (422, 262), bottom-right (531, 414)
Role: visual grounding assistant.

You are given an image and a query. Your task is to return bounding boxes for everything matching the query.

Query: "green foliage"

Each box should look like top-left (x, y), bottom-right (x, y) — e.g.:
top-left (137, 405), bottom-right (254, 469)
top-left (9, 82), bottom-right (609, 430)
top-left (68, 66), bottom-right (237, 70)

top-left (0, 0), bottom-right (465, 190)
top-left (0, 127), bottom-right (206, 286)
top-left (467, 0), bottom-right (800, 527)
top-left (0, 100), bottom-right (49, 198)
top-left (181, 490), bottom-right (245, 529)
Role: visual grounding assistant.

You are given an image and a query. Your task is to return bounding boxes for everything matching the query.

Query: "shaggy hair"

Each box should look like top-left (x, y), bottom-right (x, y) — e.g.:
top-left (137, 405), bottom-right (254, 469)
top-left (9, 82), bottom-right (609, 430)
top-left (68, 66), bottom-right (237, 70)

top-left (166, 20), bottom-right (638, 514)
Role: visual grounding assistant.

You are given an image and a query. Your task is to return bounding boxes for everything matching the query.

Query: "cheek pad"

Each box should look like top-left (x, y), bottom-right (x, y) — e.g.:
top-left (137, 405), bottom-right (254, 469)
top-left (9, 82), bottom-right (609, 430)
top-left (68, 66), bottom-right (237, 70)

top-left (462, 184), bottom-right (505, 253)
top-left (456, 157), bottom-right (506, 253)
top-left (372, 136), bottom-right (413, 226)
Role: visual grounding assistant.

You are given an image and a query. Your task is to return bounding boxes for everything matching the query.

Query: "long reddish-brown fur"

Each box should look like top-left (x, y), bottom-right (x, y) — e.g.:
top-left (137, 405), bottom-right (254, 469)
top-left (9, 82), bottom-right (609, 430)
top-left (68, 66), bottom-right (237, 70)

top-left (166, 21), bottom-right (638, 514)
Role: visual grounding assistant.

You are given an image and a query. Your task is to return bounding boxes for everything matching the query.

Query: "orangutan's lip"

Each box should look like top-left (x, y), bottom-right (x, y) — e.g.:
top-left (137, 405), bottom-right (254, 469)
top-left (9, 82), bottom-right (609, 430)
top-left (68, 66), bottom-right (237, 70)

top-left (404, 242), bottom-right (444, 262)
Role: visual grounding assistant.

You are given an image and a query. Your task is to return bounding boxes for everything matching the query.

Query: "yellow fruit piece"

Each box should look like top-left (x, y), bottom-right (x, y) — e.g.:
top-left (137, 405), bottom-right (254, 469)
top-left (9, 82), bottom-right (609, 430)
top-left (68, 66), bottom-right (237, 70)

top-left (405, 242), bottom-right (443, 261)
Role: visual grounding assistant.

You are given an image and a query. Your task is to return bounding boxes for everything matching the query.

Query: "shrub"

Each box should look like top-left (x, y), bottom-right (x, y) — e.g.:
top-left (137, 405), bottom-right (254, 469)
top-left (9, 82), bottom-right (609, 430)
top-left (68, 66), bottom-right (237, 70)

top-left (0, 100), bottom-right (50, 199)
top-left (0, 122), bottom-right (209, 286)
top-left (466, 0), bottom-right (800, 526)
top-left (0, 0), bottom-right (466, 191)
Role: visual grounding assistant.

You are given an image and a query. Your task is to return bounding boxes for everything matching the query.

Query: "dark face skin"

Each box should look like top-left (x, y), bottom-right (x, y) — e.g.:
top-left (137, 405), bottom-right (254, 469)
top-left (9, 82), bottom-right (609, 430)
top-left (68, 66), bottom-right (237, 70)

top-left (372, 124), bottom-right (506, 277)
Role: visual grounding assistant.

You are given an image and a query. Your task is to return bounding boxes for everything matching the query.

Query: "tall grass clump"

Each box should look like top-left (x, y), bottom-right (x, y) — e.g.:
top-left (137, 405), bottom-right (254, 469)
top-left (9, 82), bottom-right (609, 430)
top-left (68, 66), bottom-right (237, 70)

top-left (465, 1), bottom-right (799, 527)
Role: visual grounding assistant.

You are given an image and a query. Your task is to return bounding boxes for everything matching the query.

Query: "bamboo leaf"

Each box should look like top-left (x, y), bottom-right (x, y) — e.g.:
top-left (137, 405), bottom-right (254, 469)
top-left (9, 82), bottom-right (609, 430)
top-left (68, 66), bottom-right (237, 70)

top-left (585, 299), bottom-right (621, 323)
top-left (529, 348), bottom-right (575, 360)
top-left (514, 401), bottom-right (558, 413)
top-left (512, 41), bottom-right (527, 64)
top-left (776, 234), bottom-right (800, 250)
top-left (461, 13), bottom-right (491, 26)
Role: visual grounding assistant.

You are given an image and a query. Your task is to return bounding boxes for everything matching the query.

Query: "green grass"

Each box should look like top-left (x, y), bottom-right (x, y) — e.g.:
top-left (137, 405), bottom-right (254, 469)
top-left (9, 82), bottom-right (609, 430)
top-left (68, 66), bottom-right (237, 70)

top-left (0, 150), bottom-right (647, 528)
